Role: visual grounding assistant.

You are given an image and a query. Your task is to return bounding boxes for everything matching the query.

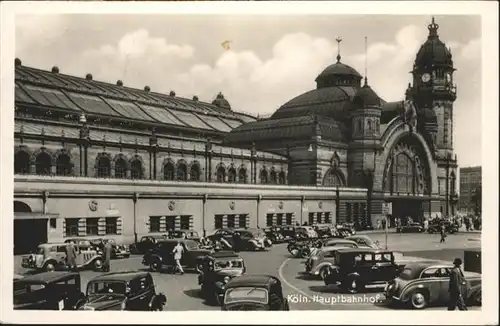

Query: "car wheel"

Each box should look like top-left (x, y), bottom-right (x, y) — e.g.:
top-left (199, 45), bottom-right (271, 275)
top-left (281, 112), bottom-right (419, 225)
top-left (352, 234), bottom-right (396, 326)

top-left (150, 260), bottom-right (160, 272)
top-left (93, 258), bottom-right (103, 271)
top-left (151, 297), bottom-right (164, 311)
top-left (345, 276), bottom-right (360, 294)
top-left (319, 266), bottom-right (330, 280)
top-left (44, 262), bottom-right (55, 272)
top-left (410, 291), bottom-right (428, 309)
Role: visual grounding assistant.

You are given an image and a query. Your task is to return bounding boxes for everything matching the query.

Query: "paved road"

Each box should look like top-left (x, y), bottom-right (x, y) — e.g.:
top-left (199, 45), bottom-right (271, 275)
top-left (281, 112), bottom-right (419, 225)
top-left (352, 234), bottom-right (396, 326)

top-left (14, 233), bottom-right (480, 311)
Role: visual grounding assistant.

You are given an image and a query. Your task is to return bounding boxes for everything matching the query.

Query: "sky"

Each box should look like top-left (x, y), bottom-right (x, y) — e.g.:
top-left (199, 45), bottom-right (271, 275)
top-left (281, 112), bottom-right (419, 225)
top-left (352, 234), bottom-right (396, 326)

top-left (15, 14), bottom-right (482, 168)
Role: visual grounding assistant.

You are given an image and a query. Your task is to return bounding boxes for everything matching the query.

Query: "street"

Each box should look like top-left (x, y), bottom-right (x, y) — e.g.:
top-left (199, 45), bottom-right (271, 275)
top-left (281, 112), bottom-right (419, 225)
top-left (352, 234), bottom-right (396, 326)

top-left (14, 232), bottom-right (481, 311)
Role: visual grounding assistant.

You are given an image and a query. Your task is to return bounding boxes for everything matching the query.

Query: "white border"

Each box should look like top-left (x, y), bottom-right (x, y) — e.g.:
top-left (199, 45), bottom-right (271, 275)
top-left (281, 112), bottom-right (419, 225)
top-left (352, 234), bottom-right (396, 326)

top-left (1, 1), bottom-right (498, 325)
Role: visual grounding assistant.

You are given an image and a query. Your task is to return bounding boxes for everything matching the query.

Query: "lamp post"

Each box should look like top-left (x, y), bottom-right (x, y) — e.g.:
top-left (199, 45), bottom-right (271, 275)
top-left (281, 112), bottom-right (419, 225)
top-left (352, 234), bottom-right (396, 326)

top-left (445, 153), bottom-right (452, 217)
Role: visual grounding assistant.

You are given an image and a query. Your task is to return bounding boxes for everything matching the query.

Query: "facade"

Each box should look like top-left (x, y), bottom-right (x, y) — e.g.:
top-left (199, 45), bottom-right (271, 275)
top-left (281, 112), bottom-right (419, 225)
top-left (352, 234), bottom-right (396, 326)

top-left (459, 166), bottom-right (482, 214)
top-left (13, 18), bottom-right (459, 253)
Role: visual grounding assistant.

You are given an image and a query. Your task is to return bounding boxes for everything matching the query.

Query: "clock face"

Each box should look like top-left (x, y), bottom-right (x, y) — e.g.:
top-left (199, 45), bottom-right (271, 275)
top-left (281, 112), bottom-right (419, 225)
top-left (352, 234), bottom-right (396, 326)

top-left (421, 73), bottom-right (431, 83)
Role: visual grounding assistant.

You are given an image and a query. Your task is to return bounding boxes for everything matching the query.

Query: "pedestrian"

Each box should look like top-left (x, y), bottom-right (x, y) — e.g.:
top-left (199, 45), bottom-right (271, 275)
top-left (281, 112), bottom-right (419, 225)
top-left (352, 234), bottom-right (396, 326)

top-left (103, 240), bottom-right (113, 272)
top-left (376, 220), bottom-right (381, 230)
top-left (232, 231), bottom-right (241, 253)
top-left (440, 224), bottom-right (447, 243)
top-left (423, 219), bottom-right (429, 232)
top-left (172, 241), bottom-right (184, 275)
top-left (65, 241), bottom-right (77, 271)
top-left (448, 258), bottom-right (468, 310)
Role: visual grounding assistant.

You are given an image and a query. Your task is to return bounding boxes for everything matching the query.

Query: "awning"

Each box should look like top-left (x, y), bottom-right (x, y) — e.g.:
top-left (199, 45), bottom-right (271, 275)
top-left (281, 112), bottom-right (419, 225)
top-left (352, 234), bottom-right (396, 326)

top-left (14, 212), bottom-right (60, 220)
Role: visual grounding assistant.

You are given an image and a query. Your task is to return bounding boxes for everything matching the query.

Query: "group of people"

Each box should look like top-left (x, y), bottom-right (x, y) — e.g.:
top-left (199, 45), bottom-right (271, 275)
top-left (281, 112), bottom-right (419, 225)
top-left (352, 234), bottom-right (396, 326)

top-left (64, 240), bottom-right (114, 272)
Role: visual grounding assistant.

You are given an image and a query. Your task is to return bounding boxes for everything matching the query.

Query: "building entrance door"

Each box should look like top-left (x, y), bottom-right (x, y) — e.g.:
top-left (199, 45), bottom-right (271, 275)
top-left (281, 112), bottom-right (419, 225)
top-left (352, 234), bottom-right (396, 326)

top-left (14, 219), bottom-right (48, 255)
top-left (391, 199), bottom-right (424, 223)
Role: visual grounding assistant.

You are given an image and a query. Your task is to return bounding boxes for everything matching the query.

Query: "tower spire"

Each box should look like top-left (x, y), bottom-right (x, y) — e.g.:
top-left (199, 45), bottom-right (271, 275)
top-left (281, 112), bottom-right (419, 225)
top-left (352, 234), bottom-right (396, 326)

top-left (364, 36), bottom-right (368, 86)
top-left (335, 37), bottom-right (342, 62)
top-left (428, 16), bottom-right (439, 39)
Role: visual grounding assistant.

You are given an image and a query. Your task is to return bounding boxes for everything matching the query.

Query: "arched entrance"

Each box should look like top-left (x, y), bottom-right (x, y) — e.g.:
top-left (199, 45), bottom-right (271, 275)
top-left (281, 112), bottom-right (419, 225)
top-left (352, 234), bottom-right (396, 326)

top-left (382, 135), bottom-right (432, 222)
top-left (14, 200), bottom-right (48, 254)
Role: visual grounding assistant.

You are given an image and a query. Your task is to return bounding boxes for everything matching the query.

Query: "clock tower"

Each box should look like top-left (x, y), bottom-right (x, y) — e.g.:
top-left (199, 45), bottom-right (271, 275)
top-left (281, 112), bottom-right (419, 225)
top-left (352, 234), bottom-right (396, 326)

top-left (409, 17), bottom-right (457, 155)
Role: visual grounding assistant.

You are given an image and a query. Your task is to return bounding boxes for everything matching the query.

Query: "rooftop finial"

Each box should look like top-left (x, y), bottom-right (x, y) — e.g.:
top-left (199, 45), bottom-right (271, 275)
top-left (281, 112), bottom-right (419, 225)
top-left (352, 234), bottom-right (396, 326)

top-left (335, 37), bottom-right (343, 62)
top-left (428, 16), bottom-right (439, 38)
top-left (364, 36), bottom-right (368, 86)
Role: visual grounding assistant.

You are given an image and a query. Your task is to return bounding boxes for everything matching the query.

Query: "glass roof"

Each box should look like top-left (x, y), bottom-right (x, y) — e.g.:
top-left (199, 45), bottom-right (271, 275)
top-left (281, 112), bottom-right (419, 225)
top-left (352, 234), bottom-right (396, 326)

top-left (15, 84), bottom-right (36, 104)
top-left (170, 110), bottom-right (214, 130)
top-left (221, 119), bottom-right (242, 129)
top-left (67, 92), bottom-right (120, 116)
top-left (195, 113), bottom-right (232, 132)
top-left (22, 84), bottom-right (81, 111)
top-left (135, 104), bottom-right (186, 126)
top-left (105, 98), bottom-right (155, 122)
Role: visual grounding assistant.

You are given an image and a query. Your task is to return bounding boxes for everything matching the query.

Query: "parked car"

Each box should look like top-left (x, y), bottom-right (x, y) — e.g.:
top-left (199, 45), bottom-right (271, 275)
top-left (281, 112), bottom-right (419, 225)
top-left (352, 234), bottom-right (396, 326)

top-left (14, 271), bottom-right (86, 310)
top-left (64, 238), bottom-right (96, 250)
top-left (295, 226), bottom-right (318, 239)
top-left (89, 238), bottom-right (131, 259)
top-left (337, 223), bottom-right (356, 236)
top-left (280, 225), bottom-right (298, 240)
top-left (197, 251), bottom-right (246, 305)
top-left (428, 221), bottom-right (459, 234)
top-left (287, 238), bottom-right (314, 258)
top-left (142, 239), bottom-right (212, 273)
top-left (222, 275), bottom-right (290, 311)
top-left (304, 240), bottom-right (360, 279)
top-left (80, 271), bottom-right (167, 311)
top-left (21, 242), bottom-right (104, 272)
top-left (207, 228), bottom-right (267, 251)
top-left (323, 248), bottom-right (401, 293)
top-left (385, 262), bottom-right (482, 309)
top-left (130, 234), bottom-right (168, 254)
top-left (263, 227), bottom-right (285, 244)
top-left (345, 235), bottom-right (381, 249)
top-left (170, 229), bottom-right (201, 242)
top-left (313, 224), bottom-right (337, 238)
top-left (397, 222), bottom-right (424, 233)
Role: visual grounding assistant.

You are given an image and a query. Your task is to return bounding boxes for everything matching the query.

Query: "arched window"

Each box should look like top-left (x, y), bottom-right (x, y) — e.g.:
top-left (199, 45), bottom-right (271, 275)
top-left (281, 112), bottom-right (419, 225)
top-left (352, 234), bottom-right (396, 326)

top-left (56, 154), bottom-right (72, 176)
top-left (270, 170), bottom-right (277, 184)
top-left (190, 164), bottom-right (200, 182)
top-left (278, 171), bottom-right (286, 184)
top-left (391, 153), bottom-right (414, 194)
top-left (96, 155), bottom-right (111, 178)
top-left (177, 163), bottom-right (187, 181)
top-left (14, 151), bottom-right (30, 174)
top-left (260, 169), bottom-right (268, 184)
top-left (238, 168), bottom-right (247, 184)
top-left (216, 166), bottom-right (226, 183)
top-left (14, 201), bottom-right (32, 213)
top-left (114, 157), bottom-right (128, 178)
top-left (35, 152), bottom-right (52, 175)
top-left (130, 159), bottom-right (143, 179)
top-left (228, 167), bottom-right (237, 183)
top-left (164, 162), bottom-right (174, 181)
top-left (322, 168), bottom-right (343, 187)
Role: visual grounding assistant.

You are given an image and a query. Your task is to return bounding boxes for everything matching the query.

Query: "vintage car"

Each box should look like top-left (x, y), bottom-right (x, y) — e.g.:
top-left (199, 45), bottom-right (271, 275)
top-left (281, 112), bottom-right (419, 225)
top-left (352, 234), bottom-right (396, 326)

top-left (295, 226), bottom-right (318, 239)
top-left (397, 222), bottom-right (424, 233)
top-left (222, 275), bottom-right (290, 311)
top-left (304, 240), bottom-right (360, 279)
top-left (287, 238), bottom-right (314, 258)
top-left (280, 225), bottom-right (298, 240)
top-left (89, 238), bottom-right (131, 259)
top-left (14, 271), bottom-right (86, 310)
top-left (80, 271), bottom-right (167, 311)
top-left (428, 221), bottom-right (459, 234)
top-left (313, 224), bottom-right (337, 238)
top-left (345, 235), bottom-right (381, 249)
top-left (323, 248), bottom-right (401, 293)
top-left (142, 239), bottom-right (212, 273)
top-left (337, 223), bottom-right (356, 236)
top-left (170, 229), bottom-right (201, 242)
top-left (130, 234), bottom-right (168, 254)
top-left (385, 262), bottom-right (482, 309)
top-left (21, 242), bottom-right (104, 272)
top-left (263, 227), bottom-right (286, 244)
top-left (196, 251), bottom-right (246, 305)
top-left (206, 228), bottom-right (267, 251)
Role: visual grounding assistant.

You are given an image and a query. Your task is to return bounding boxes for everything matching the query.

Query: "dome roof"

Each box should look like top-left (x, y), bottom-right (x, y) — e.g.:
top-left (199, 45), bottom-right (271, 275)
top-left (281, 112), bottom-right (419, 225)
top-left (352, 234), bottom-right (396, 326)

top-left (272, 85), bottom-right (357, 120)
top-left (212, 92), bottom-right (231, 110)
top-left (415, 18), bottom-right (453, 68)
top-left (315, 54), bottom-right (363, 89)
top-left (353, 81), bottom-right (382, 107)
top-left (316, 62), bottom-right (363, 80)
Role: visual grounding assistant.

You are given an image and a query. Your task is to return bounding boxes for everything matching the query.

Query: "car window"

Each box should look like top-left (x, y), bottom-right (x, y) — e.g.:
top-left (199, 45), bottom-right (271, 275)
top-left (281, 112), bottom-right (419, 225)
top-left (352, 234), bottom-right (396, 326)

top-left (363, 254), bottom-right (373, 262)
top-left (324, 250), bottom-right (337, 258)
top-left (224, 287), bottom-right (268, 305)
top-left (440, 268), bottom-right (451, 277)
top-left (49, 246), bottom-right (57, 253)
top-left (88, 281), bottom-right (126, 295)
top-left (140, 237), bottom-right (149, 242)
top-left (421, 268), bottom-right (440, 278)
top-left (353, 254), bottom-right (362, 263)
top-left (57, 246), bottom-right (67, 253)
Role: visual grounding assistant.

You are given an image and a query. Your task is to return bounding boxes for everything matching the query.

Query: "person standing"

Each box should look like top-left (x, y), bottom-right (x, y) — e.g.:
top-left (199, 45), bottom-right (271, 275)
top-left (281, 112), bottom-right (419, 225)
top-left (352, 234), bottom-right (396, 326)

top-left (103, 240), bottom-right (113, 272)
top-left (440, 224), bottom-right (447, 243)
top-left (172, 241), bottom-right (184, 275)
top-left (448, 258), bottom-right (468, 310)
top-left (232, 231), bottom-right (241, 253)
top-left (423, 219), bottom-right (429, 232)
top-left (65, 241), bottom-right (77, 271)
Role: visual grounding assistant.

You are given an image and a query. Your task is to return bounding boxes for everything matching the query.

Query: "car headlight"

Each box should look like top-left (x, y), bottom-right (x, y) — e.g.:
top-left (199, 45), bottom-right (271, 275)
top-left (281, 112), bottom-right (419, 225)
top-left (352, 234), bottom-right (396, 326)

top-left (224, 276), bottom-right (230, 283)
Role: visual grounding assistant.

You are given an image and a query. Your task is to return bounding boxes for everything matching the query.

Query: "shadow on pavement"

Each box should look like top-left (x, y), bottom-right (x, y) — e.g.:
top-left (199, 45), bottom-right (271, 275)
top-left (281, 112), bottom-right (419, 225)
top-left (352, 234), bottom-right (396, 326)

top-left (183, 289), bottom-right (213, 307)
top-left (295, 274), bottom-right (317, 281)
